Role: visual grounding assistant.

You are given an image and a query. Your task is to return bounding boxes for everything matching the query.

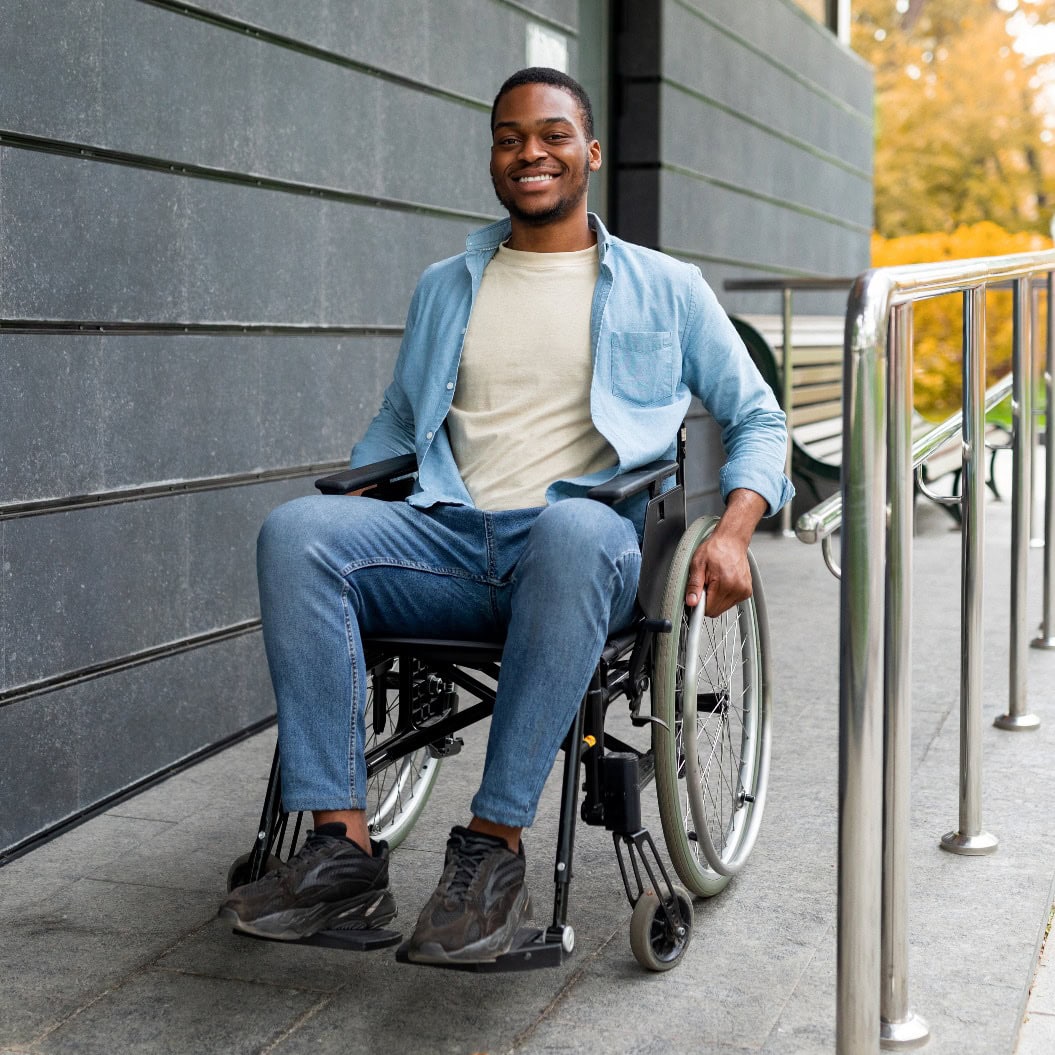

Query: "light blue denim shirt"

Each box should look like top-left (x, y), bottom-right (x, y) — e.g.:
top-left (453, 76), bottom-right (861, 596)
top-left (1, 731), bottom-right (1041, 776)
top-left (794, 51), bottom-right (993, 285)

top-left (352, 213), bottom-right (793, 521)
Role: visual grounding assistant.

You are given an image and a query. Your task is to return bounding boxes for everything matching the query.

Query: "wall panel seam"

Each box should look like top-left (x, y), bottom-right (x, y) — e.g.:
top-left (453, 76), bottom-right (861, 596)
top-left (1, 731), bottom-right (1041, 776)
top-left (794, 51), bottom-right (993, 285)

top-left (664, 245), bottom-right (848, 280)
top-left (0, 620), bottom-right (263, 710)
top-left (625, 160), bottom-right (871, 233)
top-left (773, 0), bottom-right (872, 70)
top-left (0, 321), bottom-right (404, 337)
top-left (656, 77), bottom-right (872, 183)
top-left (0, 462), bottom-right (348, 522)
top-left (137, 0), bottom-right (494, 110)
top-left (0, 132), bottom-right (498, 224)
top-left (489, 0), bottom-right (578, 34)
top-left (0, 713), bottom-right (276, 866)
top-left (669, 0), bottom-right (872, 126)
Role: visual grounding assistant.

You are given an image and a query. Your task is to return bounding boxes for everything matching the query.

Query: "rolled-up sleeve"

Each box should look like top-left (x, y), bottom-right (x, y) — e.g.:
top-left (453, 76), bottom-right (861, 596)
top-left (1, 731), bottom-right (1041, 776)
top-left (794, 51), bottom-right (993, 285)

top-left (680, 268), bottom-right (794, 517)
top-left (350, 286), bottom-right (421, 468)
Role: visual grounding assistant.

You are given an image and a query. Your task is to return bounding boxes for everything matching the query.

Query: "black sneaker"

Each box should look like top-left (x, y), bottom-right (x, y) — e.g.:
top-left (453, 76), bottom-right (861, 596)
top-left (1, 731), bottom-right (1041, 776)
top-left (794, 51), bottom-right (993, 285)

top-left (218, 823), bottom-right (396, 940)
top-left (406, 826), bottom-right (530, 964)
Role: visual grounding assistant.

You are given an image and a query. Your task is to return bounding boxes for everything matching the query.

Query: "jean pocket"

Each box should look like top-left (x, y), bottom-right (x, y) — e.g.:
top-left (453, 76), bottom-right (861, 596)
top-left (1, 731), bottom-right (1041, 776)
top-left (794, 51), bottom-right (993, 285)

top-left (609, 331), bottom-right (677, 407)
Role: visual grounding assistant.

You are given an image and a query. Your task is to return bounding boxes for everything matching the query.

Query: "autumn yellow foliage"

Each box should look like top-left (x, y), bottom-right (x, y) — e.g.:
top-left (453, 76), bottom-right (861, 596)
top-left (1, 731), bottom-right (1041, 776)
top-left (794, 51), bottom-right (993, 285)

top-left (872, 222), bottom-right (1050, 419)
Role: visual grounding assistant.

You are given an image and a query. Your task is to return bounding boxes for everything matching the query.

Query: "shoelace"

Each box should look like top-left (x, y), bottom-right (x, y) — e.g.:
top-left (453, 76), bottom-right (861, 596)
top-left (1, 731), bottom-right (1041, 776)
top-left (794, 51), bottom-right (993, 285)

top-left (268, 830), bottom-right (343, 889)
top-left (443, 834), bottom-right (497, 902)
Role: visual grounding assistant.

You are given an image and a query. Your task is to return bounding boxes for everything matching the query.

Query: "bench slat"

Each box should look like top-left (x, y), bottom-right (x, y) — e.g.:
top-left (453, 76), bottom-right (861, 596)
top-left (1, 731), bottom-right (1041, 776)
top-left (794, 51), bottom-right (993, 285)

top-left (730, 314), bottom-right (1003, 506)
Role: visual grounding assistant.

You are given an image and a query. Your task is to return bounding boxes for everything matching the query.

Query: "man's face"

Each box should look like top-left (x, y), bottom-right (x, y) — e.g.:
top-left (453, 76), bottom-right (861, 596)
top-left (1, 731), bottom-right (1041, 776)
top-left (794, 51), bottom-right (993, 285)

top-left (489, 82), bottom-right (601, 227)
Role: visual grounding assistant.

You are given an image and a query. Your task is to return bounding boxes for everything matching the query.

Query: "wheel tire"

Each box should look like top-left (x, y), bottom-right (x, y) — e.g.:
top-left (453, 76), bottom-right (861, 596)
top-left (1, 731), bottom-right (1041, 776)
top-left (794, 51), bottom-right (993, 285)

top-left (653, 516), bottom-right (772, 897)
top-left (226, 852), bottom-right (282, 892)
top-left (361, 658), bottom-right (448, 848)
top-left (629, 885), bottom-right (694, 972)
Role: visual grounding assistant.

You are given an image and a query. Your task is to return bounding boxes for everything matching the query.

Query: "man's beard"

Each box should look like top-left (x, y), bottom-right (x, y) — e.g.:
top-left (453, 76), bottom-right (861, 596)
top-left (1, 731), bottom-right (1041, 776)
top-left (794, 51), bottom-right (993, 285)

top-left (491, 158), bottom-right (591, 227)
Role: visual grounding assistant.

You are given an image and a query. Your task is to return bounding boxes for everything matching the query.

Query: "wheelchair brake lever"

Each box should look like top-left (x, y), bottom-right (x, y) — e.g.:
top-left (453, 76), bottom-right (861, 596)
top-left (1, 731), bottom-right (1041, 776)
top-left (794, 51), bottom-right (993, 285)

top-left (629, 707), bottom-right (669, 732)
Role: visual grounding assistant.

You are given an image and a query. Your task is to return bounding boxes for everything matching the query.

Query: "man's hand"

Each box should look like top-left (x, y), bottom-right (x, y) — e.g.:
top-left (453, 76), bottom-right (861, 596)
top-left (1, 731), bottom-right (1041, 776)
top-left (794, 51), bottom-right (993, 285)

top-left (685, 489), bottom-right (768, 617)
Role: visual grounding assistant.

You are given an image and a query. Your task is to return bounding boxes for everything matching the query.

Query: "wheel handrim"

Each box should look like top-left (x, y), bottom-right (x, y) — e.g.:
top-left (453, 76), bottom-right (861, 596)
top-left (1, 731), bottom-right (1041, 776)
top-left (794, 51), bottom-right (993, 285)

top-left (679, 593), bottom-right (763, 876)
top-left (653, 516), bottom-right (771, 893)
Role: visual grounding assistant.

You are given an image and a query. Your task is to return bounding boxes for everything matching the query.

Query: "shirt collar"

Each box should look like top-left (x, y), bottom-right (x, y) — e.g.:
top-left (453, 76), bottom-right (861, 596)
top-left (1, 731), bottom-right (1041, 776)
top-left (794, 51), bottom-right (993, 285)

top-left (465, 213), bottom-right (613, 263)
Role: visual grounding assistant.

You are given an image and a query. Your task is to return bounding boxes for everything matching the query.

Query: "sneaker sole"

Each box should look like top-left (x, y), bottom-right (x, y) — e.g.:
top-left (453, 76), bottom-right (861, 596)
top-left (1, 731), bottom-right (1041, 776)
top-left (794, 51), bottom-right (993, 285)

top-left (220, 888), bottom-right (396, 941)
top-left (406, 887), bottom-right (531, 965)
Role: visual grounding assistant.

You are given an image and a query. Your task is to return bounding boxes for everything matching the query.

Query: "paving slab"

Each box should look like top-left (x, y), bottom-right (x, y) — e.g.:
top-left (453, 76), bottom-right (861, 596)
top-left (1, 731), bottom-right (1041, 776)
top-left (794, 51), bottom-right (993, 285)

top-left (0, 878), bottom-right (217, 1046)
top-left (34, 970), bottom-right (322, 1055)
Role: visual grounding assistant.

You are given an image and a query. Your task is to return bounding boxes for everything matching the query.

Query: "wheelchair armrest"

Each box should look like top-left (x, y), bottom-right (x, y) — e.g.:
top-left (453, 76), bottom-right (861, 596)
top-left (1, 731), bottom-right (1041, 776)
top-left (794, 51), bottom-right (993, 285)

top-left (314, 454), bottom-right (418, 495)
top-left (586, 460), bottom-right (679, 505)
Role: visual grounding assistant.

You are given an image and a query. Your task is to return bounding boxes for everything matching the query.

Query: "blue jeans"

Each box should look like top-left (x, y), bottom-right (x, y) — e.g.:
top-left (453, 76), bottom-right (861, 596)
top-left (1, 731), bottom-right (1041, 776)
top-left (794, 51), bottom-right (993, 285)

top-left (256, 496), bottom-right (642, 828)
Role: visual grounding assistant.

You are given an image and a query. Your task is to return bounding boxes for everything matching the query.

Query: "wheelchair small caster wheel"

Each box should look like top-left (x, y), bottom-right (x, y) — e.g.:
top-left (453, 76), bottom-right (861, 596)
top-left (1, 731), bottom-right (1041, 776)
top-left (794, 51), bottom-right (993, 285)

top-left (561, 926), bottom-right (575, 954)
top-left (227, 852), bottom-right (282, 892)
top-left (629, 885), bottom-right (693, 971)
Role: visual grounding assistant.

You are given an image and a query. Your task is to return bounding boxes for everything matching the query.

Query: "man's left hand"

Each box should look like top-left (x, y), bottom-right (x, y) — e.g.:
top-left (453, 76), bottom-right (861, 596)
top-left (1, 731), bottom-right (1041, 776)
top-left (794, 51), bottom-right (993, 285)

top-left (684, 489), bottom-right (768, 617)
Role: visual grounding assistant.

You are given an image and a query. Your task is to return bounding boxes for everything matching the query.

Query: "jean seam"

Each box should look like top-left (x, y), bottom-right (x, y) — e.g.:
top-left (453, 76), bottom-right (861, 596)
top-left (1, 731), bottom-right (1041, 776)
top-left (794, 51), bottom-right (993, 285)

top-left (340, 557), bottom-right (492, 585)
top-left (339, 579), bottom-right (361, 811)
top-left (484, 512), bottom-right (502, 621)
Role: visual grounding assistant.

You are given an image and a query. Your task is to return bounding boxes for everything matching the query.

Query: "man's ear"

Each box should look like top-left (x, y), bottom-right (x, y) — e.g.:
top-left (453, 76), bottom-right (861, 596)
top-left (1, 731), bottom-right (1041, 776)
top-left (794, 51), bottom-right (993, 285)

top-left (589, 139), bottom-right (602, 172)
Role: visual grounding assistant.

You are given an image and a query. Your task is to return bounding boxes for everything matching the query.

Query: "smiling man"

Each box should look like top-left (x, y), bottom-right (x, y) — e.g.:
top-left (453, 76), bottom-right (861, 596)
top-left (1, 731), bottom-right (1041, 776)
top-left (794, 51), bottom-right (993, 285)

top-left (219, 68), bottom-right (792, 965)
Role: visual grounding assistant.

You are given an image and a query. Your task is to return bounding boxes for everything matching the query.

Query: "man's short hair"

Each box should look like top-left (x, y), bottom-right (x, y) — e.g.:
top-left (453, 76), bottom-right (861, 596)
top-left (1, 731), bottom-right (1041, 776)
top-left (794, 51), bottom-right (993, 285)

top-left (490, 67), bottom-right (595, 140)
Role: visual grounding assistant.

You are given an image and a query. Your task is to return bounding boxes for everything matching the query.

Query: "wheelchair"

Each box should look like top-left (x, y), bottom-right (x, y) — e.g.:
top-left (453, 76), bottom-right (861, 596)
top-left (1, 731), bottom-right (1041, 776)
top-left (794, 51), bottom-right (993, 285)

top-left (228, 426), bottom-right (772, 973)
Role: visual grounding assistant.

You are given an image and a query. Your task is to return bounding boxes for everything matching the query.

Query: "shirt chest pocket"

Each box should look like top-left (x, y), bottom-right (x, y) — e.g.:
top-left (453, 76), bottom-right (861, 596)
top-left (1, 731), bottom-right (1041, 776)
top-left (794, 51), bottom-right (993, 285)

top-left (609, 330), bottom-right (677, 407)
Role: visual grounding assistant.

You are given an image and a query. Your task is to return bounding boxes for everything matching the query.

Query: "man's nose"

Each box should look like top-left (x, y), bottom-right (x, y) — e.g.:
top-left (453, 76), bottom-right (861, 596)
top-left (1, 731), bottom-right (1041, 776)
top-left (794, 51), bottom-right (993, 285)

top-left (517, 136), bottom-right (547, 161)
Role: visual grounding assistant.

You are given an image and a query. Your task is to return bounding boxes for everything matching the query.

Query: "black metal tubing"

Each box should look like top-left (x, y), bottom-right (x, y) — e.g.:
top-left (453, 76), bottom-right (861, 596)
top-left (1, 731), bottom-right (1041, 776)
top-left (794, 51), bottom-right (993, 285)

top-left (248, 746), bottom-right (287, 881)
top-left (549, 685), bottom-right (589, 935)
top-left (612, 829), bottom-right (687, 932)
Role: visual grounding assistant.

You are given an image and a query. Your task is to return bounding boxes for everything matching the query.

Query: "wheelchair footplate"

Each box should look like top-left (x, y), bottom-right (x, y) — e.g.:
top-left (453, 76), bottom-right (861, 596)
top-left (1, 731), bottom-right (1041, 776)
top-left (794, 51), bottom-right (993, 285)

top-left (394, 925), bottom-right (571, 972)
top-left (235, 924), bottom-right (402, 951)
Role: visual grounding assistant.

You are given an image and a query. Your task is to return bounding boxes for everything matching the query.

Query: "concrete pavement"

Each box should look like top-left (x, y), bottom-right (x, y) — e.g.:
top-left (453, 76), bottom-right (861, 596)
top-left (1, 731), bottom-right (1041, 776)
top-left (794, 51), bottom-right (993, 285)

top-left (1, 465), bottom-right (1054, 1054)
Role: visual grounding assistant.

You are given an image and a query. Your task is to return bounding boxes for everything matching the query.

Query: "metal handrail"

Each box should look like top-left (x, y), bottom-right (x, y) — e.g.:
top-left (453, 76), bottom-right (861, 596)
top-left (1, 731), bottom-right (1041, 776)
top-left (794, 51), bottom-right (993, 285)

top-left (792, 249), bottom-right (1055, 1055)
top-left (795, 372), bottom-right (1015, 546)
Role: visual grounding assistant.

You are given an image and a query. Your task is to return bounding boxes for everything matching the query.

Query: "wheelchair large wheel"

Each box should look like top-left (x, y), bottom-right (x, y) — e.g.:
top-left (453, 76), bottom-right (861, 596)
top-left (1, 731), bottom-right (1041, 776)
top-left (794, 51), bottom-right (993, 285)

top-left (362, 658), bottom-right (446, 848)
top-left (653, 516), bottom-right (772, 897)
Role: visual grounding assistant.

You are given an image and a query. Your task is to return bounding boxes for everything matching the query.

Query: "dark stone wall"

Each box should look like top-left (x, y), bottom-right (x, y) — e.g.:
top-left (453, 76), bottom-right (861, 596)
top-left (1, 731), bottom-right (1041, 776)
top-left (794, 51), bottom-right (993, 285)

top-left (0, 0), bottom-right (870, 856)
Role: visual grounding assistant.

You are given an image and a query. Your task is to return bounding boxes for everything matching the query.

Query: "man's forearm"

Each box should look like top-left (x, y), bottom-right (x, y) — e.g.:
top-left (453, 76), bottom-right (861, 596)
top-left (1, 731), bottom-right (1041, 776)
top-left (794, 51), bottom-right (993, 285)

top-left (712, 488), bottom-right (768, 546)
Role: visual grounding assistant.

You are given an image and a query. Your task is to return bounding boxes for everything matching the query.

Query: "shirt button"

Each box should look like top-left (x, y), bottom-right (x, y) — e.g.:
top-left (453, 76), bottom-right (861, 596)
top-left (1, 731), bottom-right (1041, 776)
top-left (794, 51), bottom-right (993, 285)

top-left (446, 382), bottom-right (454, 390)
top-left (426, 431), bottom-right (434, 440)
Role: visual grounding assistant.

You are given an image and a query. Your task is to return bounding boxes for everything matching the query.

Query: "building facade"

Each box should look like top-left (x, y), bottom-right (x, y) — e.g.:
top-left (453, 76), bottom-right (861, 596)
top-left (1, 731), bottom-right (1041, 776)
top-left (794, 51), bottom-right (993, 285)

top-left (0, 0), bottom-right (872, 858)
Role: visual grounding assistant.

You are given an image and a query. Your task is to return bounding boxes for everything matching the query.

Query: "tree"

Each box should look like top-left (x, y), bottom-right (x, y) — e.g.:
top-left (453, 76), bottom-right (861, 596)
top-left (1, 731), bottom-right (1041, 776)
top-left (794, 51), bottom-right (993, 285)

top-left (853, 0), bottom-right (1055, 237)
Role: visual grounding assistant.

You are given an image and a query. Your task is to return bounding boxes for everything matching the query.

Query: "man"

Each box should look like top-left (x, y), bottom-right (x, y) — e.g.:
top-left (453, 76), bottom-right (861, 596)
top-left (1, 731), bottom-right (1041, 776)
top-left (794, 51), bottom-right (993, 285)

top-left (220, 67), bottom-right (791, 965)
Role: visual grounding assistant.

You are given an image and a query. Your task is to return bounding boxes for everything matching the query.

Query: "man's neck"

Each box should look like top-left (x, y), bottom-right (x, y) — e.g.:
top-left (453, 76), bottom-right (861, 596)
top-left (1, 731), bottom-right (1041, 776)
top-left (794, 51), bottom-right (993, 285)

top-left (504, 212), bottom-right (596, 253)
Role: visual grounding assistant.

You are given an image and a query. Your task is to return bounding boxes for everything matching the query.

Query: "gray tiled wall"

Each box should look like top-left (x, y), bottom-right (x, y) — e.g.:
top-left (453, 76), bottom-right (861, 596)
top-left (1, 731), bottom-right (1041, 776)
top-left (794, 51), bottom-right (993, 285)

top-left (0, 0), bottom-right (872, 856)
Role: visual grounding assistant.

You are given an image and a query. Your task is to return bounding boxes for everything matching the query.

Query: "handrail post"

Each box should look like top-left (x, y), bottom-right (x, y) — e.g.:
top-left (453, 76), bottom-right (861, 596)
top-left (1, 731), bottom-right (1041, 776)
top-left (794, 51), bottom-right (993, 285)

top-left (1030, 281), bottom-right (1044, 548)
top-left (880, 304), bottom-right (929, 1049)
top-left (1033, 271), bottom-right (1055, 651)
top-left (781, 286), bottom-right (796, 538)
top-left (941, 287), bottom-right (999, 855)
top-left (996, 279), bottom-right (1040, 729)
top-left (836, 278), bottom-right (888, 1055)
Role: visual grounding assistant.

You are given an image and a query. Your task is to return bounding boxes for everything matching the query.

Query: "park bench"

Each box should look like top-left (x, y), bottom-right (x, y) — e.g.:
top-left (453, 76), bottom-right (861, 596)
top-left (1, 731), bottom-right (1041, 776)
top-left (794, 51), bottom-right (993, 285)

top-left (729, 314), bottom-right (1006, 518)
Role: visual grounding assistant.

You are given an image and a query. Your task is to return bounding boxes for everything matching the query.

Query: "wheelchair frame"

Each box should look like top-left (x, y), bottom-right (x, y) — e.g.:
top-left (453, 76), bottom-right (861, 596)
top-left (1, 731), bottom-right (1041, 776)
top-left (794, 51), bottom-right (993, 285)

top-left (230, 426), bottom-right (772, 972)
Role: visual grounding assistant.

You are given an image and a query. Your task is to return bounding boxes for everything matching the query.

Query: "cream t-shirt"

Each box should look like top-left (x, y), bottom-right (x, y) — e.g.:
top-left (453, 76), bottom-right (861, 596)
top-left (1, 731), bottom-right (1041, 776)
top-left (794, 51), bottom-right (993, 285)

top-left (446, 243), bottom-right (616, 511)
